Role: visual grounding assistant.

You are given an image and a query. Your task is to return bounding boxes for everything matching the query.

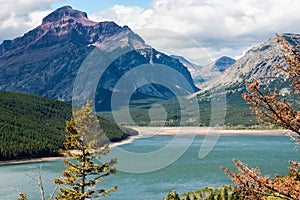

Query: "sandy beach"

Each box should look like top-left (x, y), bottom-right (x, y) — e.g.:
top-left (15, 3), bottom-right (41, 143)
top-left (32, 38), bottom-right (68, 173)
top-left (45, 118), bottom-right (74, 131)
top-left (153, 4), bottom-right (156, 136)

top-left (128, 126), bottom-right (290, 136)
top-left (0, 127), bottom-right (291, 166)
top-left (0, 156), bottom-right (67, 166)
top-left (108, 126), bottom-right (291, 150)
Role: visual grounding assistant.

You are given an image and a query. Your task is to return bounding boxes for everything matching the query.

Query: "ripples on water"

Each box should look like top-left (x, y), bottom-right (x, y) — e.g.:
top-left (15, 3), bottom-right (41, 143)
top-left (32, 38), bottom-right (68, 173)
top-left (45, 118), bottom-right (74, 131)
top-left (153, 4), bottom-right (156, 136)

top-left (0, 134), bottom-right (299, 200)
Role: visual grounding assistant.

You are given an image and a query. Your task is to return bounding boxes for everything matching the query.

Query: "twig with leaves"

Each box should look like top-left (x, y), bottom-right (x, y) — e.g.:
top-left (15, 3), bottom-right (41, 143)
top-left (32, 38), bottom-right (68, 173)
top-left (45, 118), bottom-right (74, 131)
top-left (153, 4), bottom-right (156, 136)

top-left (242, 35), bottom-right (300, 138)
top-left (224, 34), bottom-right (300, 199)
top-left (223, 159), bottom-right (300, 200)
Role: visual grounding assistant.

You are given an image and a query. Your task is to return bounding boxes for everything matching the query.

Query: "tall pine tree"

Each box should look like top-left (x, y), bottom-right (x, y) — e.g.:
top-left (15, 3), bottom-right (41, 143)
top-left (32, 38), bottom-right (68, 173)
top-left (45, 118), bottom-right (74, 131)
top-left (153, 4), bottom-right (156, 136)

top-left (55, 101), bottom-right (117, 200)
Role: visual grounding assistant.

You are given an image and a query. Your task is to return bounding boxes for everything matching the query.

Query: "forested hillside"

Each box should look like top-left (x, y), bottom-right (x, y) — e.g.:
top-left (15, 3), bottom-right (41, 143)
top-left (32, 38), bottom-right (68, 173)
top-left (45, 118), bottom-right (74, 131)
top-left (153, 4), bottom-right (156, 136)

top-left (0, 90), bottom-right (71, 160)
top-left (0, 90), bottom-right (135, 161)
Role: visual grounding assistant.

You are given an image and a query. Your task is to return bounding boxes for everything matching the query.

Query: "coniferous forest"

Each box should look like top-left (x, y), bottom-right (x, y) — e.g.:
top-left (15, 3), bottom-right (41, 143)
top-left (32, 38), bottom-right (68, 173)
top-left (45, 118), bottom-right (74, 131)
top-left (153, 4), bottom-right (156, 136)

top-left (0, 90), bottom-right (72, 160)
top-left (0, 90), bottom-right (134, 161)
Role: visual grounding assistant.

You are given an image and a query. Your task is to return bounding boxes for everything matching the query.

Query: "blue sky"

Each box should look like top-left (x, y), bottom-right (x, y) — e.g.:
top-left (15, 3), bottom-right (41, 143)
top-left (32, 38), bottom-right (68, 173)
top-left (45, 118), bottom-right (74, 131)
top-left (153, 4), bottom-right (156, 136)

top-left (52, 0), bottom-right (153, 15)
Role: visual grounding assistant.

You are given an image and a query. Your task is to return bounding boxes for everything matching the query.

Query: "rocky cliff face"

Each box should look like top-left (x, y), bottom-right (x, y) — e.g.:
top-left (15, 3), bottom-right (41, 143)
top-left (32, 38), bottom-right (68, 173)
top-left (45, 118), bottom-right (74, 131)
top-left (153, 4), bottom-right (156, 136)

top-left (0, 6), bottom-right (198, 110)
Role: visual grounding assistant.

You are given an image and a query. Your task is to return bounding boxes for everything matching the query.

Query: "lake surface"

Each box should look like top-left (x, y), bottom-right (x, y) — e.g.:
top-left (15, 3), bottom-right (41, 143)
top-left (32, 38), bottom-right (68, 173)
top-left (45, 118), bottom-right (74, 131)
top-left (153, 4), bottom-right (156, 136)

top-left (0, 134), bottom-right (299, 199)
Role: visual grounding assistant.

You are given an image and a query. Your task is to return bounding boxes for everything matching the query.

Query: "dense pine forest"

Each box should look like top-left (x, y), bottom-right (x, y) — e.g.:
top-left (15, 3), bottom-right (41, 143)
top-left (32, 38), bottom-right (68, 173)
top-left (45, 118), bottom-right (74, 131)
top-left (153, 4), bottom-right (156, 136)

top-left (0, 90), bottom-right (71, 160)
top-left (0, 90), bottom-right (135, 161)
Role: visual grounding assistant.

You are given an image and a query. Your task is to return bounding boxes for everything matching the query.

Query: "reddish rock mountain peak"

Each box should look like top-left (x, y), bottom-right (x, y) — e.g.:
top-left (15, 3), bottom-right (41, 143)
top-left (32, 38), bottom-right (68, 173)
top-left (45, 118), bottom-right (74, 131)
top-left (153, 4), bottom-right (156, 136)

top-left (42, 6), bottom-right (89, 24)
top-left (40, 5), bottom-right (99, 29)
top-left (0, 6), bottom-right (140, 56)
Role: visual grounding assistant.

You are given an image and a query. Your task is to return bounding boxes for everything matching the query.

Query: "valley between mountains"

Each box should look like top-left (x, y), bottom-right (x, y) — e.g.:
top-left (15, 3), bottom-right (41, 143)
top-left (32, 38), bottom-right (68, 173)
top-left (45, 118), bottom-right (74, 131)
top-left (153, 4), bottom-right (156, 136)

top-left (0, 6), bottom-right (297, 161)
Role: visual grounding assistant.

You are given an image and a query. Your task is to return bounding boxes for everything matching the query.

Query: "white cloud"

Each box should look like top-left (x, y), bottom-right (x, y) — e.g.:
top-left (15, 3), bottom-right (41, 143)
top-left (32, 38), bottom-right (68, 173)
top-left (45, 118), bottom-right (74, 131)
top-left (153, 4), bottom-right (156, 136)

top-left (90, 5), bottom-right (153, 30)
top-left (90, 0), bottom-right (300, 64)
top-left (2, 0), bottom-right (300, 65)
top-left (0, 0), bottom-right (60, 41)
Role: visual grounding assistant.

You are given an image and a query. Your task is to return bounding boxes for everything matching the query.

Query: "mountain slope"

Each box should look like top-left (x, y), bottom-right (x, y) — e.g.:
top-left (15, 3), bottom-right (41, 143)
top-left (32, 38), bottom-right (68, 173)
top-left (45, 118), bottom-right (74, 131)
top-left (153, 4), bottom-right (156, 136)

top-left (100, 34), bottom-right (295, 127)
top-left (200, 33), bottom-right (300, 94)
top-left (0, 90), bottom-right (136, 161)
top-left (0, 6), bottom-right (198, 110)
top-left (195, 56), bottom-right (236, 88)
top-left (81, 34), bottom-right (297, 127)
top-left (190, 33), bottom-right (300, 127)
top-left (171, 55), bottom-right (203, 78)
top-left (209, 56), bottom-right (236, 73)
top-left (171, 55), bottom-right (235, 88)
top-left (0, 90), bottom-right (71, 160)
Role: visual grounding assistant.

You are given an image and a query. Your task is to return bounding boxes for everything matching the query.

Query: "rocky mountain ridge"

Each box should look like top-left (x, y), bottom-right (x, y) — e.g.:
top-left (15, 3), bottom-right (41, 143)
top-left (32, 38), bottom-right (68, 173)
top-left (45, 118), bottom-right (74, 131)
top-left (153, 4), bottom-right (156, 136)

top-left (0, 6), bottom-right (144, 56)
top-left (0, 6), bottom-right (198, 110)
top-left (197, 33), bottom-right (299, 96)
top-left (172, 55), bottom-right (236, 88)
top-left (212, 56), bottom-right (236, 72)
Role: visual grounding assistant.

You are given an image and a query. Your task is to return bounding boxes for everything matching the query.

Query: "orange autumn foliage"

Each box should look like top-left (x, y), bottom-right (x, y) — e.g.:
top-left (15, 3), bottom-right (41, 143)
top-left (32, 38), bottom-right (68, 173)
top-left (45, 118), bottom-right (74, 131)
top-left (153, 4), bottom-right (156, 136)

top-left (242, 35), bottom-right (300, 138)
top-left (223, 159), bottom-right (300, 200)
top-left (224, 35), bottom-right (300, 199)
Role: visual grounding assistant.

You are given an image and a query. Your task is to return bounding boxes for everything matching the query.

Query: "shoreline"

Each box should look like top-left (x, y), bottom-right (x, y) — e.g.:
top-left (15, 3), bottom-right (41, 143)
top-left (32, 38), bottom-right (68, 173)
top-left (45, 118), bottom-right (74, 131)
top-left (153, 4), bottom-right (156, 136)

top-left (0, 127), bottom-right (291, 166)
top-left (128, 126), bottom-right (290, 136)
top-left (0, 156), bottom-right (67, 166)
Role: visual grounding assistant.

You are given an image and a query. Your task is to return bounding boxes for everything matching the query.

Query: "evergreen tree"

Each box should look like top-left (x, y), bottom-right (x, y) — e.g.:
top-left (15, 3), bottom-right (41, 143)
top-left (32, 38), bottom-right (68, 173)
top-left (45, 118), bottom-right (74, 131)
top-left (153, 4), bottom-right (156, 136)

top-left (54, 101), bottom-right (117, 200)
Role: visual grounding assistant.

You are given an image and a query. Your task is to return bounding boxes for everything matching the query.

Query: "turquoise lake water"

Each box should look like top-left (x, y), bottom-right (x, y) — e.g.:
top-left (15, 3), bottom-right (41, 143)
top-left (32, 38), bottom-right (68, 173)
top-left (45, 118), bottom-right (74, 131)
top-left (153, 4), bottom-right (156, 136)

top-left (0, 134), bottom-right (299, 199)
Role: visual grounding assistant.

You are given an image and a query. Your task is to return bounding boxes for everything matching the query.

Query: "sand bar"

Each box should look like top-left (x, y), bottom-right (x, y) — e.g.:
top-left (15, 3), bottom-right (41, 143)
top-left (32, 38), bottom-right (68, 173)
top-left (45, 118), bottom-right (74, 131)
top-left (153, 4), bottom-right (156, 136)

top-left (128, 126), bottom-right (290, 136)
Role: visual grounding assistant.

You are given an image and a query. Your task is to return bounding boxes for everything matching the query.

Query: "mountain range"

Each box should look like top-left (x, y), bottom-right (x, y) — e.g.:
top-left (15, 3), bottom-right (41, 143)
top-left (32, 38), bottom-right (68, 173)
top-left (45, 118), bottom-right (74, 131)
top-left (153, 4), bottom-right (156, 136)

top-left (171, 55), bottom-right (235, 87)
top-left (0, 6), bottom-right (298, 126)
top-left (0, 6), bottom-right (197, 111)
top-left (199, 33), bottom-right (298, 96)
